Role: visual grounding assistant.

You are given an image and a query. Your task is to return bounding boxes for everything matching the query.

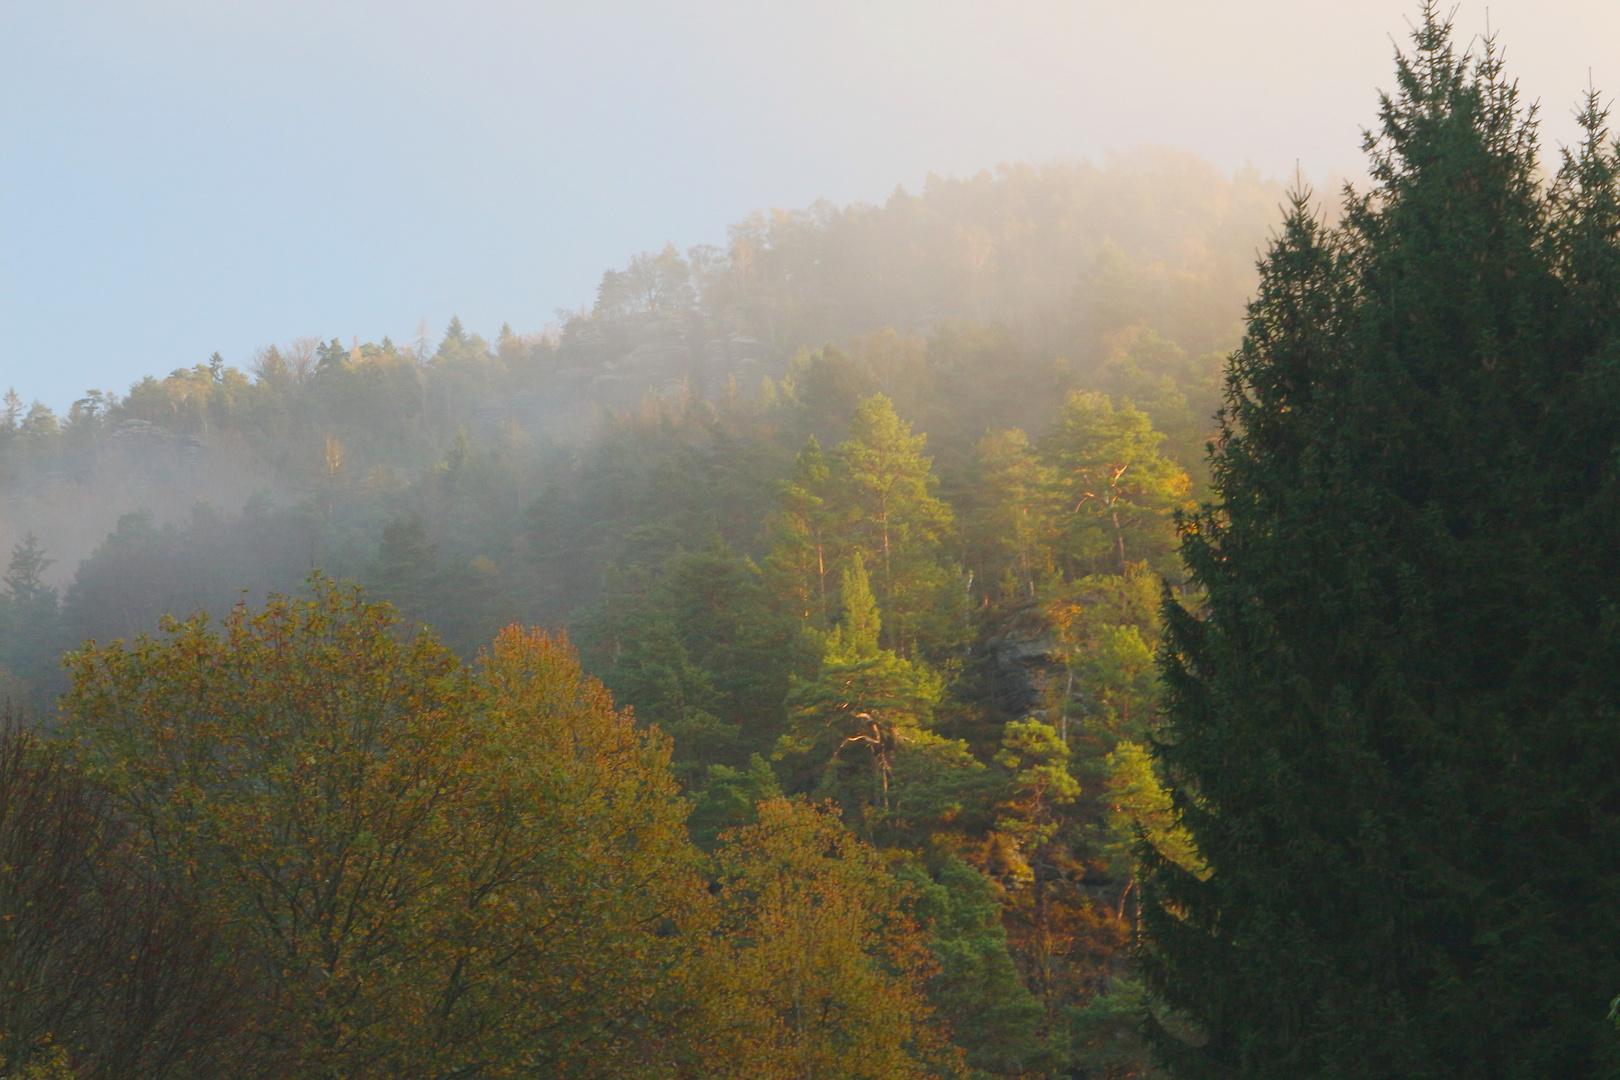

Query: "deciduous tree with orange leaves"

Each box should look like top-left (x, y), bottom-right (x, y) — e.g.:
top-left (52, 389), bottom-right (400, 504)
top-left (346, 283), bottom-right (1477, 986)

top-left (61, 578), bottom-right (705, 1080)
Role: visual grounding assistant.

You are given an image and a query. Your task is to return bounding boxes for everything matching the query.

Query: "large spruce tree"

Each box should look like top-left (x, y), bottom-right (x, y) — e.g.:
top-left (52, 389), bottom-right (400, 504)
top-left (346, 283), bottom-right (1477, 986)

top-left (1144, 8), bottom-right (1620, 1077)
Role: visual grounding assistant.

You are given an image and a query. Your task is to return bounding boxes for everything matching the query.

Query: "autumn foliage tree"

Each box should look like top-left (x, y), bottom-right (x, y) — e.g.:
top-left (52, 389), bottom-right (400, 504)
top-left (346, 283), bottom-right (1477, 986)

top-left (61, 579), bottom-right (706, 1079)
top-left (0, 723), bottom-right (253, 1080)
top-left (50, 578), bottom-right (968, 1078)
top-left (687, 798), bottom-right (961, 1080)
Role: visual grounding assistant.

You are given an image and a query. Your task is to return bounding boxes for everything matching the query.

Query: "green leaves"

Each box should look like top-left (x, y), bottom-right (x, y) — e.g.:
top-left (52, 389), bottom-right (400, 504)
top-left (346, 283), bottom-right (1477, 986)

top-left (833, 395), bottom-right (959, 657)
top-left (993, 719), bottom-right (1081, 853)
top-left (778, 561), bottom-right (974, 841)
top-left (1099, 741), bottom-right (1200, 884)
top-left (896, 855), bottom-right (1055, 1078)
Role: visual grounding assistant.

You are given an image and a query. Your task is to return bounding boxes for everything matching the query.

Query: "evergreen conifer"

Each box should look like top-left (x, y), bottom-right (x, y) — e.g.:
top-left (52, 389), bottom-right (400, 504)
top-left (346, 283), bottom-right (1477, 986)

top-left (1145, 9), bottom-right (1620, 1076)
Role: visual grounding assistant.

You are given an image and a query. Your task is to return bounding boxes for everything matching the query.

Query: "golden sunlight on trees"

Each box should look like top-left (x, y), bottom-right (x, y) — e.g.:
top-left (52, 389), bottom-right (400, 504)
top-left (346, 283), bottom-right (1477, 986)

top-left (1045, 391), bottom-right (1189, 577)
top-left (688, 798), bottom-right (961, 1080)
top-left (0, 137), bottom-right (1321, 1079)
top-left (60, 580), bottom-right (704, 1078)
top-left (42, 579), bottom-right (953, 1078)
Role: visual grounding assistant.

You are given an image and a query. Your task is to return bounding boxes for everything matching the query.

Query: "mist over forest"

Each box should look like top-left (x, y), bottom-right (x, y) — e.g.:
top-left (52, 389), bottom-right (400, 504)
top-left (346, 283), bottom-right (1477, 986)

top-left (0, 150), bottom-right (1282, 695)
top-left (7, 5), bottom-right (1620, 1078)
top-left (0, 149), bottom-right (1278, 1075)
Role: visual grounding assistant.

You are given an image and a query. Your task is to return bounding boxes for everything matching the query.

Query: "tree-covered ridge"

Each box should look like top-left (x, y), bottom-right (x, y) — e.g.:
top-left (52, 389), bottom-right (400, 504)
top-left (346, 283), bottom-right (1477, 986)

top-left (8, 5), bottom-right (1620, 1077)
top-left (4, 376), bottom-right (1195, 1075)
top-left (0, 375), bottom-right (1204, 1074)
top-left (576, 152), bottom-right (1283, 367)
top-left (0, 153), bottom-right (1276, 623)
top-left (0, 150), bottom-right (1273, 1077)
top-left (499, 367), bottom-right (1188, 1073)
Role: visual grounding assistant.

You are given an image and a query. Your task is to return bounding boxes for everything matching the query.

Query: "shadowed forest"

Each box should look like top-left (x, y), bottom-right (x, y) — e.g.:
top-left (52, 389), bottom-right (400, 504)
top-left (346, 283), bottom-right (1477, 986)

top-left (7, 7), bottom-right (1620, 1078)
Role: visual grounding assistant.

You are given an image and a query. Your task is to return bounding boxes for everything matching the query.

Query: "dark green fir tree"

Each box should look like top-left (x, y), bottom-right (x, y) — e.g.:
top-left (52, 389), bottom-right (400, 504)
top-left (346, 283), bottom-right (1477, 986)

top-left (1144, 7), bottom-right (1620, 1078)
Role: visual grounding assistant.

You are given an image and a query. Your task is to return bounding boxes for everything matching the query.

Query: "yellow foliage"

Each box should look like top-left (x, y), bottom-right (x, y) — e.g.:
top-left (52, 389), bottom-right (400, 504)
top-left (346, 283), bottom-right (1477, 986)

top-left (1103, 740), bottom-right (1204, 881)
top-left (687, 798), bottom-right (963, 1080)
top-left (62, 580), bottom-right (704, 1079)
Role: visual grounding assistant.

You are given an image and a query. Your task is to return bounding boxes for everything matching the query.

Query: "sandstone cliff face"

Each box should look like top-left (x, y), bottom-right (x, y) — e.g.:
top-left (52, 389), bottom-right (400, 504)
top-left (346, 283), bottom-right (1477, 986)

top-left (555, 309), bottom-right (775, 411)
top-left (109, 419), bottom-right (205, 464)
top-left (984, 603), bottom-right (1067, 721)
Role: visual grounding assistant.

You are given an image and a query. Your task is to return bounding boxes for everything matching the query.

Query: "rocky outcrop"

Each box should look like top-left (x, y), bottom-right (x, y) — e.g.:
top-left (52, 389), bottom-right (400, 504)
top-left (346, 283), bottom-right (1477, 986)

top-left (108, 419), bottom-right (204, 463)
top-left (984, 603), bottom-right (1067, 718)
top-left (554, 308), bottom-right (776, 410)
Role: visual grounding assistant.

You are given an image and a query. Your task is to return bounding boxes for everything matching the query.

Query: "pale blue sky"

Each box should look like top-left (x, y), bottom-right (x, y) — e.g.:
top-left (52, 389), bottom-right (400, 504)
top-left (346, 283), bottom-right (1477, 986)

top-left (3, 0), bottom-right (1617, 409)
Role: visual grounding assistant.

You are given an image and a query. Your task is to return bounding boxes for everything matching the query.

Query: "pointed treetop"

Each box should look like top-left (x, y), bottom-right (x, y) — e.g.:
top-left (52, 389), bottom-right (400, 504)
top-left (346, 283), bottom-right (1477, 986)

top-left (836, 562), bottom-right (882, 659)
top-left (4, 533), bottom-right (54, 603)
top-left (789, 435), bottom-right (829, 486)
top-left (1365, 0), bottom-right (1540, 194)
top-left (439, 316), bottom-right (468, 356)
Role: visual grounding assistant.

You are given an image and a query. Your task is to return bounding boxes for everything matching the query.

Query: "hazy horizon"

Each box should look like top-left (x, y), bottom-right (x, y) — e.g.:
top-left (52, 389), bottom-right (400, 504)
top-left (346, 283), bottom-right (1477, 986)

top-left (4, 0), bottom-right (1617, 410)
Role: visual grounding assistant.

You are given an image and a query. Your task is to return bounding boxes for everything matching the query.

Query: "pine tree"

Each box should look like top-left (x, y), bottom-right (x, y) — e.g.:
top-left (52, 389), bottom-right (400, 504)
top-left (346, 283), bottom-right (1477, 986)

top-left (966, 428), bottom-right (1061, 604)
top-left (2, 532), bottom-right (53, 607)
top-left (0, 534), bottom-right (63, 705)
top-left (315, 337), bottom-right (348, 372)
top-left (366, 512), bottom-right (440, 622)
top-left (778, 566), bottom-right (938, 780)
top-left (896, 855), bottom-right (1055, 1077)
top-left (832, 394), bottom-right (955, 655)
top-left (777, 564), bottom-right (966, 836)
top-left (1043, 390), bottom-right (1188, 578)
top-left (1144, 9), bottom-right (1620, 1076)
top-left (762, 436), bottom-right (839, 629)
top-left (437, 315), bottom-right (468, 357)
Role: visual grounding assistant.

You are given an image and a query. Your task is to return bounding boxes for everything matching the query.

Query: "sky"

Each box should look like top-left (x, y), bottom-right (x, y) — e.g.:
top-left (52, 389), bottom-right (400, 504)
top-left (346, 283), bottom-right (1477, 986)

top-left (3, 0), bottom-right (1618, 410)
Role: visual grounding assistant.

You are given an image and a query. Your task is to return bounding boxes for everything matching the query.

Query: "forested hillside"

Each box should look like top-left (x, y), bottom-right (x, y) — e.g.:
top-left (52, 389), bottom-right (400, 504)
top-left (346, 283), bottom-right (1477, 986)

top-left (0, 152), bottom-right (1280, 671)
top-left (0, 154), bottom-right (1283, 1076)
top-left (9, 3), bottom-right (1620, 1076)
